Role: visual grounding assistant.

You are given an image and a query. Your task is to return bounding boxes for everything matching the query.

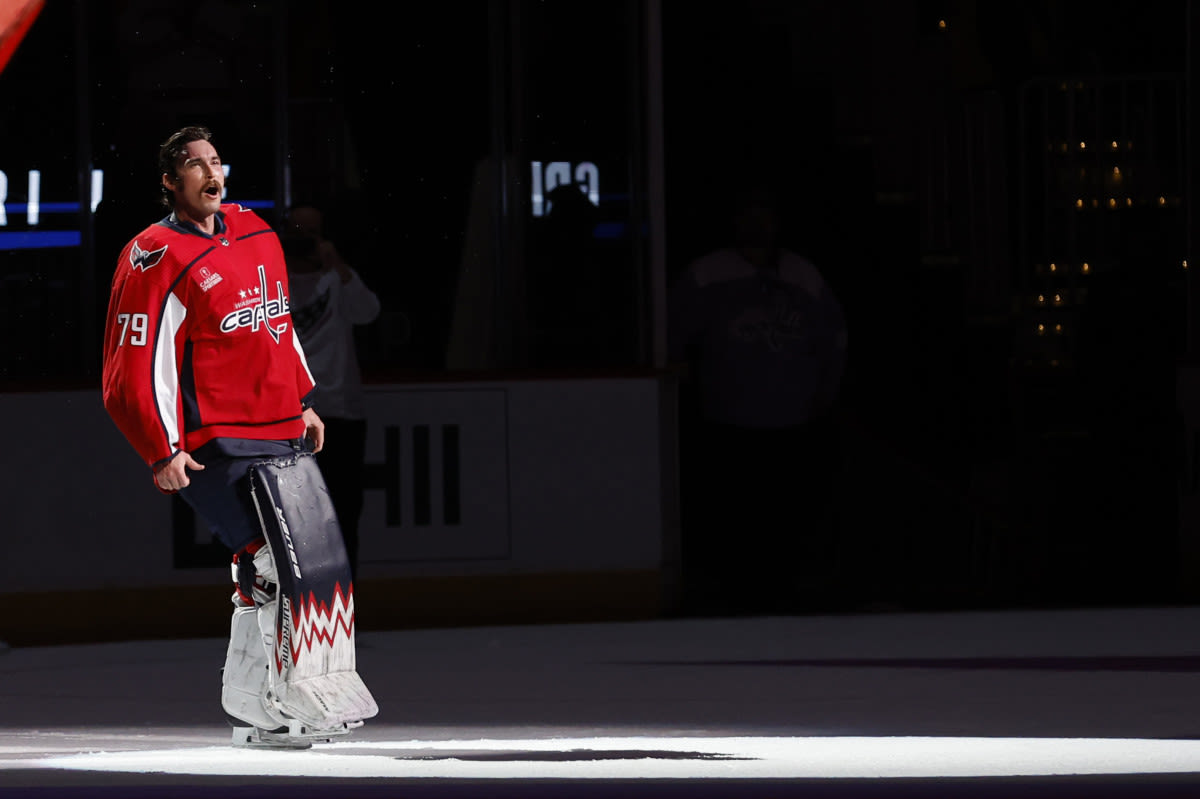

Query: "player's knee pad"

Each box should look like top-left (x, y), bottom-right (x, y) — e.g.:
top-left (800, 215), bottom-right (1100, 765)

top-left (231, 537), bottom-right (277, 608)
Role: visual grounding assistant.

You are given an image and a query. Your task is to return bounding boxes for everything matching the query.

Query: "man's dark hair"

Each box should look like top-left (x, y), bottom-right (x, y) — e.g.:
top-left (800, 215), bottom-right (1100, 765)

top-left (157, 125), bottom-right (213, 208)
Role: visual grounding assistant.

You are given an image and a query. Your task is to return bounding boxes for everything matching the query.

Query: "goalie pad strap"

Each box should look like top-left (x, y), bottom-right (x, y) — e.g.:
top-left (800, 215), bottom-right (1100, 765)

top-left (231, 539), bottom-right (274, 607)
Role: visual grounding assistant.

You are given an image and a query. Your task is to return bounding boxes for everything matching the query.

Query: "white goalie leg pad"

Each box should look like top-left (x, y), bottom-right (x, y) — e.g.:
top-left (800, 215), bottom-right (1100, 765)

top-left (263, 583), bottom-right (378, 728)
top-left (273, 670), bottom-right (378, 729)
top-left (221, 605), bottom-right (288, 731)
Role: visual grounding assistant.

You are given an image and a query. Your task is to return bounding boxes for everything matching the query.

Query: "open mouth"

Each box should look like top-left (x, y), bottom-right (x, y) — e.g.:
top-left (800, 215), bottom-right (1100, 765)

top-left (204, 185), bottom-right (222, 199)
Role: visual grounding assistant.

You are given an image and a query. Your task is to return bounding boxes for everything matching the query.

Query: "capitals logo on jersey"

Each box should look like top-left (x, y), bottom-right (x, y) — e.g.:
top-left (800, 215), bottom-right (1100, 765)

top-left (220, 263), bottom-right (290, 344)
top-left (129, 241), bottom-right (168, 272)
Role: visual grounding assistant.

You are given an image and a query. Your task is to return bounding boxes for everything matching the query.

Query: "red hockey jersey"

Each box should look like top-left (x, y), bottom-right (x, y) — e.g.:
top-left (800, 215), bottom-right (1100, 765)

top-left (102, 204), bottom-right (316, 470)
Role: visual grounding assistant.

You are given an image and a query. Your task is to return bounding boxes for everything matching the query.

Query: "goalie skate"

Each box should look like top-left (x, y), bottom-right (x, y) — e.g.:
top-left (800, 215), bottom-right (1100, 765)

top-left (231, 718), bottom-right (364, 750)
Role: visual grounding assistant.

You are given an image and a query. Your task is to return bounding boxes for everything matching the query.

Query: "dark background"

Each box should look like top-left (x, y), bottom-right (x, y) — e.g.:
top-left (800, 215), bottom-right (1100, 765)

top-left (1, 0), bottom-right (1196, 612)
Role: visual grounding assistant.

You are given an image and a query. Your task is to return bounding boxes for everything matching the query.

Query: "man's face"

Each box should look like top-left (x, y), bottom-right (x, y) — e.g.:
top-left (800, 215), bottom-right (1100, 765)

top-left (163, 139), bottom-right (223, 223)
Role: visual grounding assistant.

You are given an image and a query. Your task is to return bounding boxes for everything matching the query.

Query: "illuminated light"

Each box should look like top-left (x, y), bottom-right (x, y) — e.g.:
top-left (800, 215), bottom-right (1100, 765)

top-left (90, 169), bottom-right (103, 212)
top-left (937, 18), bottom-right (946, 30)
top-left (1053, 294), bottom-right (1062, 305)
top-left (1037, 323), bottom-right (1046, 335)
top-left (1049, 263), bottom-right (1058, 273)
top-left (1126, 198), bottom-right (1133, 207)
top-left (530, 160), bottom-right (601, 217)
top-left (0, 231), bottom-right (79, 248)
top-left (1055, 324), bottom-right (1063, 334)
top-left (1059, 142), bottom-right (1068, 153)
top-left (1111, 141), bottom-right (1119, 151)
top-left (26, 168), bottom-right (39, 225)
top-left (1092, 198), bottom-right (1099, 208)
top-left (1113, 166), bottom-right (1121, 176)
top-left (1079, 141), bottom-right (1087, 150)
top-left (1075, 198), bottom-right (1084, 209)
top-left (1183, 260), bottom-right (1189, 270)
top-left (1081, 263), bottom-right (1091, 274)
top-left (576, 162), bottom-right (600, 207)
top-left (1037, 294), bottom-right (1045, 305)
top-left (531, 161), bottom-right (546, 216)
top-left (1108, 198), bottom-right (1117, 209)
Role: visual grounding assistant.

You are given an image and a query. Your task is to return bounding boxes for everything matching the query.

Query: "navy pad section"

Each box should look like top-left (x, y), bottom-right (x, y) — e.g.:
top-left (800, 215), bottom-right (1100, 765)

top-left (248, 453), bottom-right (353, 677)
top-left (249, 452), bottom-right (350, 597)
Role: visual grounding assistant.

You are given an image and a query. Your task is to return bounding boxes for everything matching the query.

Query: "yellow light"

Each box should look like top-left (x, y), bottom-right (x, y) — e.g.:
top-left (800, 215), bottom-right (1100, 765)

top-left (1055, 324), bottom-right (1063, 334)
top-left (1060, 142), bottom-right (1069, 153)
top-left (1037, 294), bottom-right (1045, 305)
top-left (1126, 198), bottom-right (1133, 207)
top-left (1108, 198), bottom-right (1117, 209)
top-left (1075, 198), bottom-right (1084, 209)
top-left (1159, 196), bottom-right (1167, 206)
top-left (1049, 263), bottom-right (1058, 272)
top-left (1037, 324), bottom-right (1046, 335)
top-left (1053, 293), bottom-right (1062, 305)
top-left (938, 18), bottom-right (947, 30)
top-left (1111, 141), bottom-right (1119, 150)
top-left (1113, 166), bottom-right (1121, 176)
top-left (1184, 260), bottom-right (1189, 270)
top-left (1079, 141), bottom-right (1087, 150)
top-left (1081, 263), bottom-right (1091, 274)
top-left (1092, 198), bottom-right (1100, 208)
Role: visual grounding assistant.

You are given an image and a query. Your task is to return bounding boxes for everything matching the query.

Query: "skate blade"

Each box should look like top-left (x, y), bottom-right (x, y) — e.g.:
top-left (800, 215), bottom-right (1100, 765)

top-left (231, 725), bottom-right (312, 749)
top-left (231, 719), bottom-right (364, 749)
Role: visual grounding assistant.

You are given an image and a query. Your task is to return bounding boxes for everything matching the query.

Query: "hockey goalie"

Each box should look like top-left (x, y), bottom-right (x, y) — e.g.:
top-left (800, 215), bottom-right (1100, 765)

top-left (100, 125), bottom-right (378, 748)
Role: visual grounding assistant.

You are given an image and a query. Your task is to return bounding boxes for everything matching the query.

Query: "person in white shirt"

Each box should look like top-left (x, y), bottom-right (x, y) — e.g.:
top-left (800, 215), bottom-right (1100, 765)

top-left (668, 181), bottom-right (848, 615)
top-left (282, 203), bottom-right (382, 581)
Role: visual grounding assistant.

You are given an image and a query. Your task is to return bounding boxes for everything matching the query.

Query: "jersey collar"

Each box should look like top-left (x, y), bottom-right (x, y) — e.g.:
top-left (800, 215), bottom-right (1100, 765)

top-left (165, 209), bottom-right (228, 239)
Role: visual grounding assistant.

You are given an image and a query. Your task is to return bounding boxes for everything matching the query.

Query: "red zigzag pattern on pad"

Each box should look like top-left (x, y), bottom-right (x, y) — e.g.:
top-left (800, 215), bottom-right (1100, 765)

top-left (290, 582), bottom-right (356, 665)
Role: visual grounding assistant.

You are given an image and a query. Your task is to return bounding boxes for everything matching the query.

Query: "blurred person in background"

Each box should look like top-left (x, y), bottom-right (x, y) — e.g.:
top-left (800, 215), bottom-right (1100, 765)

top-left (281, 202), bottom-right (381, 582)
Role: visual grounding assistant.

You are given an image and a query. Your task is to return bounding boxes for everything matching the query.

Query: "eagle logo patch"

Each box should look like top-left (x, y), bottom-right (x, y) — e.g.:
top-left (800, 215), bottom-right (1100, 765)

top-left (130, 241), bottom-right (168, 272)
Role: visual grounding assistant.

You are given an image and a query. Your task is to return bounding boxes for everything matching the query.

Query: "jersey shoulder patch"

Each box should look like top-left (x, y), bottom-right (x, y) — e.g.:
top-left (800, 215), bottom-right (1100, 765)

top-left (129, 240), bottom-right (169, 272)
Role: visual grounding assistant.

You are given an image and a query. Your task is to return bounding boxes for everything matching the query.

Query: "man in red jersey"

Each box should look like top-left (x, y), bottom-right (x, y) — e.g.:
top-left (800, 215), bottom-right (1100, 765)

top-left (102, 125), bottom-right (377, 748)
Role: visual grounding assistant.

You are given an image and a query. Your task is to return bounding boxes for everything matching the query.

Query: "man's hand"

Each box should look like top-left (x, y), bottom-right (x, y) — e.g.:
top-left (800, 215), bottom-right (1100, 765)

top-left (154, 451), bottom-right (205, 492)
top-left (303, 407), bottom-right (325, 453)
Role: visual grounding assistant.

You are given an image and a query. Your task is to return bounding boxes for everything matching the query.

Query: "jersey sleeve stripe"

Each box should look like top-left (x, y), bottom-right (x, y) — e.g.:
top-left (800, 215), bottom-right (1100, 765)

top-left (292, 332), bottom-right (315, 387)
top-left (152, 292), bottom-right (188, 451)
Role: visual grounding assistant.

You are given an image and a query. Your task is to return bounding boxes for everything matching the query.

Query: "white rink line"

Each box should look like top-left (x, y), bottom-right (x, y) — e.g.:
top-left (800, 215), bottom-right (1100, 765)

top-left (17, 736), bottom-right (1200, 780)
